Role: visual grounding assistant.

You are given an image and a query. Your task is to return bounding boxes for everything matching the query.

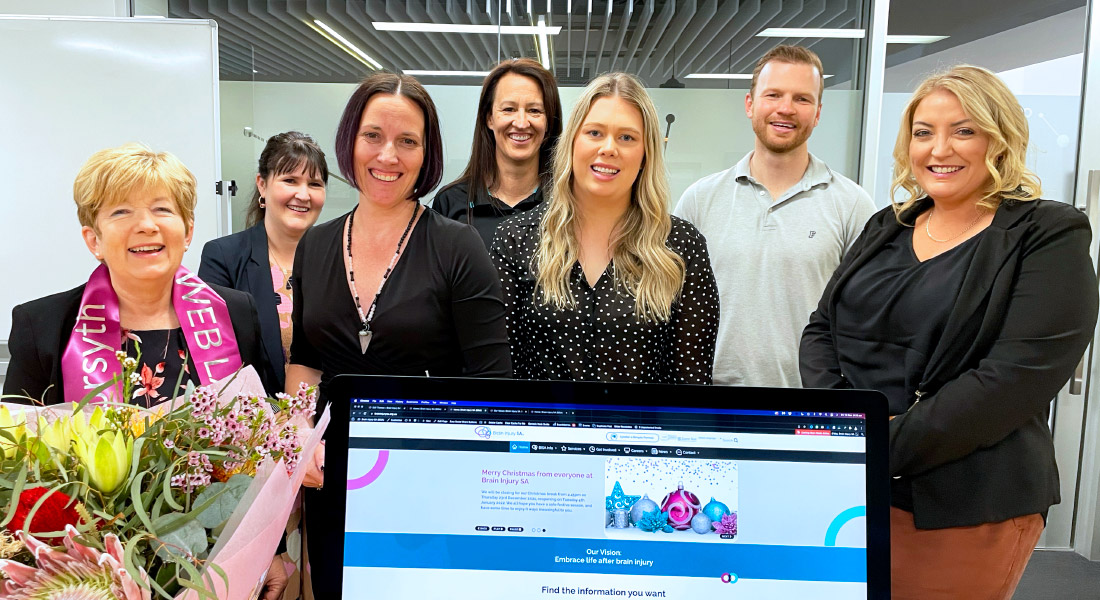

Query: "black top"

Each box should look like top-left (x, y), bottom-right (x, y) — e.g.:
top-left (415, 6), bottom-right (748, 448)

top-left (432, 181), bottom-right (544, 249)
top-left (289, 207), bottom-right (512, 397)
top-left (801, 198), bottom-right (1098, 529)
top-left (123, 328), bottom-right (190, 407)
top-left (199, 223), bottom-right (287, 391)
top-left (490, 204), bottom-right (720, 384)
top-left (4, 282), bottom-right (271, 404)
top-left (834, 228), bottom-right (983, 511)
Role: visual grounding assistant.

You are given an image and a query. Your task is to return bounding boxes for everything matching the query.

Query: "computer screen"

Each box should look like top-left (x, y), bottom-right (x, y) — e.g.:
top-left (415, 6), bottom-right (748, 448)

top-left (323, 377), bottom-right (888, 600)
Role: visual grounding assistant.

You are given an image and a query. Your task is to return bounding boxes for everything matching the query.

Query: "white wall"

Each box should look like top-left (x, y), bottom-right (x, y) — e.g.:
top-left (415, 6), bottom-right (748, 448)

top-left (0, 0), bottom-right (127, 17)
top-left (220, 81), bottom-right (864, 231)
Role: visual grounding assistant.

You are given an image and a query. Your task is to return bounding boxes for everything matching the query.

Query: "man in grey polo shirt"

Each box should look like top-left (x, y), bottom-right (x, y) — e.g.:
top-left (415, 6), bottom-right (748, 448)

top-left (673, 44), bottom-right (875, 387)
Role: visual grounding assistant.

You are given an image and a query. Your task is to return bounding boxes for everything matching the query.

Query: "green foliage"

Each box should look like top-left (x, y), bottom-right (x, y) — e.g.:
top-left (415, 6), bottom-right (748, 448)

top-left (0, 362), bottom-right (318, 598)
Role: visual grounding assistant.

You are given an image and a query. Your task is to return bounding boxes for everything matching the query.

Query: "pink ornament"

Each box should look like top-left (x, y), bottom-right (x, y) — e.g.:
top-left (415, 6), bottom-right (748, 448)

top-left (660, 482), bottom-right (701, 530)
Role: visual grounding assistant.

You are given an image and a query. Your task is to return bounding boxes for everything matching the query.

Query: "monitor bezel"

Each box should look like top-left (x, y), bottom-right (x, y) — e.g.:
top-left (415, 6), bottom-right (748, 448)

top-left (317, 375), bottom-right (890, 599)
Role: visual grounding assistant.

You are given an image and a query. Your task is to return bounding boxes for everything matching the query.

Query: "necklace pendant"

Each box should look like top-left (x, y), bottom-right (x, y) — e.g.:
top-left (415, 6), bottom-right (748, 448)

top-left (359, 328), bottom-right (372, 354)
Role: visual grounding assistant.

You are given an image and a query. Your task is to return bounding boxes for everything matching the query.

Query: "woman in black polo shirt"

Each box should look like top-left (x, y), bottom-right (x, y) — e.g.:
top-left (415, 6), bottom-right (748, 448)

top-left (432, 58), bottom-right (562, 248)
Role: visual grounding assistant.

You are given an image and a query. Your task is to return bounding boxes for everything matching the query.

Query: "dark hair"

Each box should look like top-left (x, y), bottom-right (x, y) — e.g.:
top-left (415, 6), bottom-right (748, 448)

top-left (749, 44), bottom-right (825, 102)
top-left (440, 58), bottom-right (562, 220)
top-left (246, 131), bottom-right (329, 227)
top-left (334, 72), bottom-right (443, 202)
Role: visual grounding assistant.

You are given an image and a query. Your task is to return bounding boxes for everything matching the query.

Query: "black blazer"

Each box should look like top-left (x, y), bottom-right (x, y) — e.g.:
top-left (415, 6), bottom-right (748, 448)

top-left (801, 198), bottom-right (1098, 529)
top-left (4, 283), bottom-right (273, 404)
top-left (199, 223), bottom-right (287, 392)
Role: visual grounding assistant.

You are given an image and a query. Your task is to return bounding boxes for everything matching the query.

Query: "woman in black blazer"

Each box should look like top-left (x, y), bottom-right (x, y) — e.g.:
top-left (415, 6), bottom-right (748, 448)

top-left (199, 132), bottom-right (328, 393)
top-left (800, 65), bottom-right (1098, 600)
top-left (4, 143), bottom-right (273, 405)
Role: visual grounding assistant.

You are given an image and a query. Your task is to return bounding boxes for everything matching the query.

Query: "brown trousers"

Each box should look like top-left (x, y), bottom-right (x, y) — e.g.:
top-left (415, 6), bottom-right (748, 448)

top-left (891, 506), bottom-right (1044, 600)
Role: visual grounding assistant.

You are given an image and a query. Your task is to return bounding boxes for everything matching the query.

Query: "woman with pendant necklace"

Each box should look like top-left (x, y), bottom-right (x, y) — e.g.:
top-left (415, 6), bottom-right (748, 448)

top-left (199, 131), bottom-right (328, 394)
top-left (286, 72), bottom-right (510, 399)
top-left (286, 72), bottom-right (511, 598)
top-left (800, 65), bottom-right (1097, 599)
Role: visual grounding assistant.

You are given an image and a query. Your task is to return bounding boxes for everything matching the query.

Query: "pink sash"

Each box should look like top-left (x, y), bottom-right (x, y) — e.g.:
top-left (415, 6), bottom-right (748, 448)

top-left (61, 264), bottom-right (243, 403)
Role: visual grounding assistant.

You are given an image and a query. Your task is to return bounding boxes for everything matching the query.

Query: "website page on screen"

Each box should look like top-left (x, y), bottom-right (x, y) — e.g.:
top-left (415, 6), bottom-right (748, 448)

top-left (342, 399), bottom-right (868, 599)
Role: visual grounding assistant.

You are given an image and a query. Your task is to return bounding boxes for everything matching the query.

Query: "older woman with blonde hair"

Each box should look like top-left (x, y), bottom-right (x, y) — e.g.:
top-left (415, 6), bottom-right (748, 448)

top-left (800, 65), bottom-right (1098, 599)
top-left (5, 143), bottom-right (272, 405)
top-left (492, 72), bottom-right (719, 383)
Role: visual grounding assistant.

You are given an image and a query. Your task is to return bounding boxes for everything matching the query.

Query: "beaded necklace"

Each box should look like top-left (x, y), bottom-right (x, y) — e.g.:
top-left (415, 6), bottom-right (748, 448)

top-left (344, 202), bottom-right (420, 353)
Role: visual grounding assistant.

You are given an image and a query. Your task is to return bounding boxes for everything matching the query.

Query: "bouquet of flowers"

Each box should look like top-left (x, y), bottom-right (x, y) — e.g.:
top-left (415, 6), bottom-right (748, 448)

top-left (0, 356), bottom-right (327, 600)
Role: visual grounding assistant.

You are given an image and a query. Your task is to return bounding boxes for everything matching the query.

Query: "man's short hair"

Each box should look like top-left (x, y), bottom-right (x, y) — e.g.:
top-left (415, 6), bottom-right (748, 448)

top-left (749, 45), bottom-right (825, 102)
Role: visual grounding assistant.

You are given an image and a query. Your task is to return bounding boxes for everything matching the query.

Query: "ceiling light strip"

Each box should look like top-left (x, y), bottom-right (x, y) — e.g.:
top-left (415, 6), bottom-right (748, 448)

top-left (756, 28), bottom-right (866, 39)
top-left (885, 34), bottom-right (949, 44)
top-left (312, 20), bottom-right (382, 69)
top-left (373, 21), bottom-right (561, 35)
top-left (537, 15), bottom-right (552, 70)
top-left (403, 70), bottom-right (492, 77)
top-left (685, 73), bottom-right (835, 79)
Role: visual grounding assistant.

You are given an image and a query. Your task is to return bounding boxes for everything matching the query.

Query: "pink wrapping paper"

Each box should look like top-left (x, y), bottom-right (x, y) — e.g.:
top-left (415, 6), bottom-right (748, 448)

top-left (0, 364), bottom-right (329, 600)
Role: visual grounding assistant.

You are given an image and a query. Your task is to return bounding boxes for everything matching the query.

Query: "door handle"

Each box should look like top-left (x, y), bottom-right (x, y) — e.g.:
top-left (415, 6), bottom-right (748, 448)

top-left (1071, 352), bottom-right (1086, 395)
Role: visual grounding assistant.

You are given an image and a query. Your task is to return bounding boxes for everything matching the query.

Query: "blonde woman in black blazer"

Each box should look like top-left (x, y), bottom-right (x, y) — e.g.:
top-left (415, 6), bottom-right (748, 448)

top-left (800, 65), bottom-right (1097, 599)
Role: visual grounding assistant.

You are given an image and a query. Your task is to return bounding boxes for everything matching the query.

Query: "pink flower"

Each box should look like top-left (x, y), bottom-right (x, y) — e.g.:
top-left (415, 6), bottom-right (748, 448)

top-left (131, 363), bottom-right (164, 403)
top-left (0, 525), bottom-right (150, 599)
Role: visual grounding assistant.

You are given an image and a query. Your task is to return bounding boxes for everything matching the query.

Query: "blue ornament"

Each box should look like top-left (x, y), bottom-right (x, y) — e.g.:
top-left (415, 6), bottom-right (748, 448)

top-left (629, 495), bottom-right (659, 525)
top-left (691, 512), bottom-right (712, 534)
top-left (703, 498), bottom-right (730, 525)
top-left (606, 481), bottom-right (641, 511)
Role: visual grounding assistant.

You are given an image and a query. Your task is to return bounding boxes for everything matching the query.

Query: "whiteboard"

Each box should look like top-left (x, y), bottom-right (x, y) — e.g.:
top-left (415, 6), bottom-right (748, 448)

top-left (0, 16), bottom-right (223, 339)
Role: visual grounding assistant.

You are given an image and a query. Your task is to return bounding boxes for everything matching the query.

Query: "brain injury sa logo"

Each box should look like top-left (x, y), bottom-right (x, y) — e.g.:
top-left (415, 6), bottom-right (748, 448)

top-left (474, 426), bottom-right (491, 439)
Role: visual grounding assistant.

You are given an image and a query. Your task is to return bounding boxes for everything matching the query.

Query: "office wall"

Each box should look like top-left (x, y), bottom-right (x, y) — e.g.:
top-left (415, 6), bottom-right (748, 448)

top-left (220, 81), bottom-right (863, 231)
top-left (0, 0), bottom-right (127, 16)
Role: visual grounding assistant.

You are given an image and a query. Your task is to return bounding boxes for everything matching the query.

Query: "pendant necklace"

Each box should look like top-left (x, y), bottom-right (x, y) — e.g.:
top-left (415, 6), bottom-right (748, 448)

top-left (925, 206), bottom-right (985, 243)
top-left (345, 202), bottom-right (420, 354)
top-left (269, 248), bottom-right (292, 290)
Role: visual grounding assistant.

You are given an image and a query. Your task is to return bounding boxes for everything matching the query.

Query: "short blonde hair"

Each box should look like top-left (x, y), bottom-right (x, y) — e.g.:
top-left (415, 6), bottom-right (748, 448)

top-left (891, 65), bottom-right (1040, 216)
top-left (536, 73), bottom-right (685, 322)
top-left (73, 143), bottom-right (197, 232)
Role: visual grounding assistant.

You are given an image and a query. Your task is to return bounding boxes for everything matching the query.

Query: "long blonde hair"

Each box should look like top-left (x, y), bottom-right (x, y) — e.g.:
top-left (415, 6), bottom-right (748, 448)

top-left (534, 73), bottom-right (685, 322)
top-left (891, 65), bottom-right (1041, 217)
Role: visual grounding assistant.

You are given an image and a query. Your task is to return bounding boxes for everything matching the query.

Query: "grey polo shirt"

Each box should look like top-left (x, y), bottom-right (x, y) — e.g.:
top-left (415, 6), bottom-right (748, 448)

top-left (673, 152), bottom-right (875, 387)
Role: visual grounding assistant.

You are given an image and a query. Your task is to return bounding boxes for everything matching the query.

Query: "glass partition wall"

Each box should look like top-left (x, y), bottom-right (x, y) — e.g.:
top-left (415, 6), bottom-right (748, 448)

top-left (180, 0), bottom-right (871, 228)
top-left (173, 0), bottom-right (1100, 558)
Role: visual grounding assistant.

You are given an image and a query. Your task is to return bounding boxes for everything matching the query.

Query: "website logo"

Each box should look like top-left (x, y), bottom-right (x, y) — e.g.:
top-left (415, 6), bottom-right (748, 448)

top-left (720, 572), bottom-right (739, 584)
top-left (474, 426), bottom-right (491, 439)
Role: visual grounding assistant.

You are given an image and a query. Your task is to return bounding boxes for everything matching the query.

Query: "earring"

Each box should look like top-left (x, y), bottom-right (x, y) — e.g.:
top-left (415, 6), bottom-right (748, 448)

top-left (259, 197), bottom-right (266, 208)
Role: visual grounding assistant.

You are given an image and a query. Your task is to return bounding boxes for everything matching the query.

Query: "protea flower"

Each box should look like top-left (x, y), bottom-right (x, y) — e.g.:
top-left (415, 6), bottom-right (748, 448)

top-left (36, 415), bottom-right (72, 454)
top-left (0, 525), bottom-right (150, 599)
top-left (71, 410), bottom-right (133, 495)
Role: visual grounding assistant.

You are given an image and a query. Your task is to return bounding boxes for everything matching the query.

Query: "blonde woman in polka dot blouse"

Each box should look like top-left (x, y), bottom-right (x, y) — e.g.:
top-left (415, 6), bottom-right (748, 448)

top-left (491, 73), bottom-right (719, 384)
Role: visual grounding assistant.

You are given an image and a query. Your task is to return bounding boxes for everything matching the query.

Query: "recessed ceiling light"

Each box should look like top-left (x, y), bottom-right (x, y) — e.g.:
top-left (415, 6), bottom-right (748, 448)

top-left (403, 70), bottom-right (492, 77)
top-left (311, 20), bottom-right (382, 70)
top-left (886, 35), bottom-right (949, 44)
top-left (757, 28), bottom-right (866, 39)
top-left (373, 21), bottom-right (561, 35)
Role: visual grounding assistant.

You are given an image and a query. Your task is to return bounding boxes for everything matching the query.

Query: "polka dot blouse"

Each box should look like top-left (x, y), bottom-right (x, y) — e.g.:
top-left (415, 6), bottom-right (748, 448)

top-left (490, 203), bottom-right (720, 384)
